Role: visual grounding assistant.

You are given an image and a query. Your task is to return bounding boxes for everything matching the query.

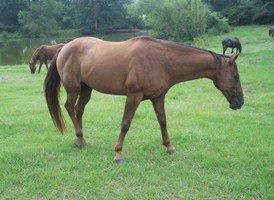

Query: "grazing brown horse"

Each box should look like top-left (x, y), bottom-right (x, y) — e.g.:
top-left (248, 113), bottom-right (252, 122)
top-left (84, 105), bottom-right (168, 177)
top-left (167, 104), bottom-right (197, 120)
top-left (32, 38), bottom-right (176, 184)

top-left (222, 37), bottom-right (242, 55)
top-left (44, 36), bottom-right (244, 163)
top-left (269, 26), bottom-right (274, 38)
top-left (29, 43), bottom-right (64, 74)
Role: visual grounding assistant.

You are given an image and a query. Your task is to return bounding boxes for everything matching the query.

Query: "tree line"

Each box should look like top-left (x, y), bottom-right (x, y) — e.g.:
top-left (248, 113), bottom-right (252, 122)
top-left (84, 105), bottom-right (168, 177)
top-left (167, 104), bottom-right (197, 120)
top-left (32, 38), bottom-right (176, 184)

top-left (0, 0), bottom-right (273, 39)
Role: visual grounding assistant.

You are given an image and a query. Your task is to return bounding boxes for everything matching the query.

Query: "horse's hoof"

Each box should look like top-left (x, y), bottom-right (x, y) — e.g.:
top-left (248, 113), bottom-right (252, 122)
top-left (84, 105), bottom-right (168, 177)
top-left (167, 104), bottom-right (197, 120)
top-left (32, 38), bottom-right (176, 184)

top-left (167, 147), bottom-right (176, 155)
top-left (114, 155), bottom-right (123, 164)
top-left (74, 138), bottom-right (87, 148)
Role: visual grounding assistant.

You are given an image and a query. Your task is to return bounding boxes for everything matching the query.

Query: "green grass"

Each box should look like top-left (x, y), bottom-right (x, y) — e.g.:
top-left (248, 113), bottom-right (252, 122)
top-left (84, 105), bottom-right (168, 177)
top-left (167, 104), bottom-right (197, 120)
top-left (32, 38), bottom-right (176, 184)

top-left (0, 25), bottom-right (273, 199)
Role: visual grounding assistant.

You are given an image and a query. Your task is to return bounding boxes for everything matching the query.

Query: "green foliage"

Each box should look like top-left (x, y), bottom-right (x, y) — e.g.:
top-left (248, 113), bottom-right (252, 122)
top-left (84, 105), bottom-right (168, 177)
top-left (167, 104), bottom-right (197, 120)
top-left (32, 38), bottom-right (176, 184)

top-left (18, 0), bottom-right (63, 37)
top-left (253, 2), bottom-right (274, 24)
top-left (0, 25), bottom-right (273, 199)
top-left (206, 0), bottom-right (274, 25)
top-left (221, 0), bottom-right (255, 25)
top-left (207, 11), bottom-right (230, 35)
top-left (1, 0), bottom-right (274, 38)
top-left (0, 0), bottom-right (27, 32)
top-left (70, 0), bottom-right (132, 34)
top-left (130, 0), bottom-right (208, 40)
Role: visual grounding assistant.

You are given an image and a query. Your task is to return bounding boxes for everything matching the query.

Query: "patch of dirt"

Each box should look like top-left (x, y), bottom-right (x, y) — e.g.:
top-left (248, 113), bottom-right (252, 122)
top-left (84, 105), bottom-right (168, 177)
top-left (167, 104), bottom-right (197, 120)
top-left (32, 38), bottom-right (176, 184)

top-left (0, 75), bottom-right (28, 81)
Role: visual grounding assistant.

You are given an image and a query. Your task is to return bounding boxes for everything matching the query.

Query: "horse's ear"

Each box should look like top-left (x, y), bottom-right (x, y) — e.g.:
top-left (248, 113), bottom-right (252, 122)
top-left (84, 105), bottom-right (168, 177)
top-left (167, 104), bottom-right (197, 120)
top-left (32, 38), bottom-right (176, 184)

top-left (229, 53), bottom-right (240, 64)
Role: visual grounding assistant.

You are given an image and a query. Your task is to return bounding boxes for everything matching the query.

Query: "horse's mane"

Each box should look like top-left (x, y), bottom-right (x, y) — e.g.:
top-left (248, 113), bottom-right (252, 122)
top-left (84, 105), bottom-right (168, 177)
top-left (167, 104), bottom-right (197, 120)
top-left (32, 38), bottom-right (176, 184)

top-left (165, 39), bottom-right (226, 67)
top-left (30, 46), bottom-right (41, 63)
top-left (133, 36), bottom-right (225, 67)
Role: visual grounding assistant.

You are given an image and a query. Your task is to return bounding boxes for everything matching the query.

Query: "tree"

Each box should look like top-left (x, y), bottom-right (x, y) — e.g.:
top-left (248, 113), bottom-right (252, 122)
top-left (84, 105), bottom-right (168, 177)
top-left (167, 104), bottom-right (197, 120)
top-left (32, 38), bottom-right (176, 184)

top-left (205, 0), bottom-right (274, 25)
top-left (0, 0), bottom-right (27, 32)
top-left (70, 0), bottom-right (132, 34)
top-left (130, 0), bottom-right (208, 40)
top-left (18, 0), bottom-right (63, 37)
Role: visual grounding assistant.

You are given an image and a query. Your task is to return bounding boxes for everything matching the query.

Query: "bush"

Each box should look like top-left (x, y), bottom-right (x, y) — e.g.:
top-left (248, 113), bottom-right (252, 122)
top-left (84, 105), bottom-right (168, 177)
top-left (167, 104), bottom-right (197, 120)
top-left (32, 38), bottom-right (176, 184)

top-left (207, 12), bottom-right (230, 35)
top-left (130, 0), bottom-right (208, 40)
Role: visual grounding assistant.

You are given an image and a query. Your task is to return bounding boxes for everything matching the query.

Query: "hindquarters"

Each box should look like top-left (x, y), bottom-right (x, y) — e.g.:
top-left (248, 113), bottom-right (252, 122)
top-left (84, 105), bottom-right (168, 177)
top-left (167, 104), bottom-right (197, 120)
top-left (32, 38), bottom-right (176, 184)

top-left (234, 38), bottom-right (242, 53)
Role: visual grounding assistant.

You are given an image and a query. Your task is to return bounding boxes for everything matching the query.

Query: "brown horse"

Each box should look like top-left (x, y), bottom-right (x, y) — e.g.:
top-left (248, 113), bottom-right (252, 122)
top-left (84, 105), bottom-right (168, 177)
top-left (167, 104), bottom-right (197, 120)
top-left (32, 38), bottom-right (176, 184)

top-left (44, 36), bottom-right (244, 163)
top-left (222, 37), bottom-right (242, 55)
top-left (269, 26), bottom-right (274, 38)
top-left (29, 43), bottom-right (64, 74)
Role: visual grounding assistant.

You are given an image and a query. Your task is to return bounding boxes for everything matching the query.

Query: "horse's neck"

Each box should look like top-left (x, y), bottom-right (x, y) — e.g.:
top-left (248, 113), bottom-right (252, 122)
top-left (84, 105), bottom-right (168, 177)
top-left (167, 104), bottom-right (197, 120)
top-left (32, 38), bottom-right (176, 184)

top-left (166, 49), bottom-right (218, 85)
top-left (30, 49), bottom-right (39, 64)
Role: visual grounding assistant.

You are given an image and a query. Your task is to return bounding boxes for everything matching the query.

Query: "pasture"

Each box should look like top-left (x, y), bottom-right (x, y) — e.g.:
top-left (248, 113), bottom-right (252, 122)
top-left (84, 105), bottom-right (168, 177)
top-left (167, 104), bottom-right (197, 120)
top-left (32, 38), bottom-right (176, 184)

top-left (0, 25), bottom-right (273, 199)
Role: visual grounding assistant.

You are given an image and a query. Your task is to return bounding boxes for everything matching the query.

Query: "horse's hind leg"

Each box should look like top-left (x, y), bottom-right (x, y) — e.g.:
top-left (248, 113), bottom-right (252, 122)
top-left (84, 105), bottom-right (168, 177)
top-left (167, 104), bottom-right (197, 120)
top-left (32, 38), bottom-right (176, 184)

top-left (151, 95), bottom-right (176, 155)
top-left (76, 83), bottom-right (92, 130)
top-left (65, 86), bottom-right (87, 147)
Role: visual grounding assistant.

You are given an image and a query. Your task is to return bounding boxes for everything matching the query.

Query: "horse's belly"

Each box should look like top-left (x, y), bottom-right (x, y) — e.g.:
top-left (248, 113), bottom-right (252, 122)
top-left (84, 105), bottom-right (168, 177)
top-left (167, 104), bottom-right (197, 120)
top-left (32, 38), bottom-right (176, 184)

top-left (82, 69), bottom-right (127, 95)
top-left (89, 81), bottom-right (127, 95)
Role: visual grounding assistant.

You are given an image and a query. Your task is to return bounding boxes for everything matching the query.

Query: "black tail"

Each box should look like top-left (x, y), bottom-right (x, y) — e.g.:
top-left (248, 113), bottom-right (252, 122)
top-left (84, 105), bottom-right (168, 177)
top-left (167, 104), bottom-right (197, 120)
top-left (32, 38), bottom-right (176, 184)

top-left (44, 49), bottom-right (66, 132)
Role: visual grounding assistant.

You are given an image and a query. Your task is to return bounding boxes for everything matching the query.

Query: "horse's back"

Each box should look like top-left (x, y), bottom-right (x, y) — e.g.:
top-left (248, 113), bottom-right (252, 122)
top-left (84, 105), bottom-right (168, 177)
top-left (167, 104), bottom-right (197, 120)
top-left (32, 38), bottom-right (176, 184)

top-left (38, 43), bottom-right (64, 59)
top-left (57, 36), bottom-right (171, 96)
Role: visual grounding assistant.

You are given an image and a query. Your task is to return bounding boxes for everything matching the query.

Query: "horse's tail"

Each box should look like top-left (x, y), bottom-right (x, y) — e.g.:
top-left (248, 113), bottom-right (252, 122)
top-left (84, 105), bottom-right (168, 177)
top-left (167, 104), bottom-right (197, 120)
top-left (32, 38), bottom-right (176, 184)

top-left (44, 49), bottom-right (66, 133)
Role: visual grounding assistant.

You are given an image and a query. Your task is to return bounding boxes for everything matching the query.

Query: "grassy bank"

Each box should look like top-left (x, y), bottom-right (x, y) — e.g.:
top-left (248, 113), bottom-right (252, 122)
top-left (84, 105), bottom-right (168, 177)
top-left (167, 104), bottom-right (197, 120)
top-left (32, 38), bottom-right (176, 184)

top-left (0, 25), bottom-right (273, 199)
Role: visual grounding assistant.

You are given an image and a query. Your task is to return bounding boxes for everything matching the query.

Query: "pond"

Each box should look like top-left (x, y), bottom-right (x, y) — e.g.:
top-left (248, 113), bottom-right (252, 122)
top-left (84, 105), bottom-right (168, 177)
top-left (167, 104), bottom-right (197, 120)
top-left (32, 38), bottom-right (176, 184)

top-left (0, 31), bottom-right (148, 66)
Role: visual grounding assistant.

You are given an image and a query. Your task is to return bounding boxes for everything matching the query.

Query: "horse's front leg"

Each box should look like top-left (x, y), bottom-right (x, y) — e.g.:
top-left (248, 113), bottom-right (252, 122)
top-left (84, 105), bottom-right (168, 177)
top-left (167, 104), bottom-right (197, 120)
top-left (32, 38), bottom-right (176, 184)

top-left (38, 61), bottom-right (43, 74)
top-left (151, 95), bottom-right (176, 155)
top-left (231, 47), bottom-right (235, 54)
top-left (223, 47), bottom-right (227, 55)
top-left (114, 93), bottom-right (143, 163)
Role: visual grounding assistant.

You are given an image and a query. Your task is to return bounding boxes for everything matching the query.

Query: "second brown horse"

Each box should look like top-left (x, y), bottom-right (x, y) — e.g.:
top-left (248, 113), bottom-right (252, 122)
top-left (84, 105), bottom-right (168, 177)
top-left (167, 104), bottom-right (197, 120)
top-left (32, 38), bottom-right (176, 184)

top-left (29, 43), bottom-right (64, 74)
top-left (44, 36), bottom-right (244, 162)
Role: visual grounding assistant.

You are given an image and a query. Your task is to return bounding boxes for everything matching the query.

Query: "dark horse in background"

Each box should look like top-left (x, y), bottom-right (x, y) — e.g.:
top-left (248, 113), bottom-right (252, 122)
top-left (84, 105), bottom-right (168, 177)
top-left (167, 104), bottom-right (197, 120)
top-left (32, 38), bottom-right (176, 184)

top-left (44, 36), bottom-right (244, 163)
top-left (222, 37), bottom-right (242, 55)
top-left (29, 43), bottom-right (64, 74)
top-left (269, 26), bottom-right (274, 38)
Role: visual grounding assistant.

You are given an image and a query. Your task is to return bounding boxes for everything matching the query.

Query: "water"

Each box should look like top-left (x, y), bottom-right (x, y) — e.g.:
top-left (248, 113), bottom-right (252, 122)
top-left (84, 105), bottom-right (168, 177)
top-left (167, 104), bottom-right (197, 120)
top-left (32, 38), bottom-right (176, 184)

top-left (0, 31), bottom-right (147, 66)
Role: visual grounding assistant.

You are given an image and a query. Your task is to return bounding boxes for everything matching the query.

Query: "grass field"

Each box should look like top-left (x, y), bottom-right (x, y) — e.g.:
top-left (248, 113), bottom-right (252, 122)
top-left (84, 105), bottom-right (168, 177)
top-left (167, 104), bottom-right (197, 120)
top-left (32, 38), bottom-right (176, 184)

top-left (0, 25), bottom-right (273, 199)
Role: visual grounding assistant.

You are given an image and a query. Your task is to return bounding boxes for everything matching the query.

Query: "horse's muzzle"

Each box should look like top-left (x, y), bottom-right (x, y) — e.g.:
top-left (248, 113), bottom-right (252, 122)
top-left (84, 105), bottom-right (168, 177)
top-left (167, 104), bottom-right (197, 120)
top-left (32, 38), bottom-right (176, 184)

top-left (229, 96), bottom-right (244, 110)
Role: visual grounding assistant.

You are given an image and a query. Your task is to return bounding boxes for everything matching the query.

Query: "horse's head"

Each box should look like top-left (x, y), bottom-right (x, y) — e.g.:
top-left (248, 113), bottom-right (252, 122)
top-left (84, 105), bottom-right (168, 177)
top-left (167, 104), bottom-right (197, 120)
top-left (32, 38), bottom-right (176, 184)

top-left (29, 61), bottom-right (36, 74)
top-left (213, 53), bottom-right (244, 110)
